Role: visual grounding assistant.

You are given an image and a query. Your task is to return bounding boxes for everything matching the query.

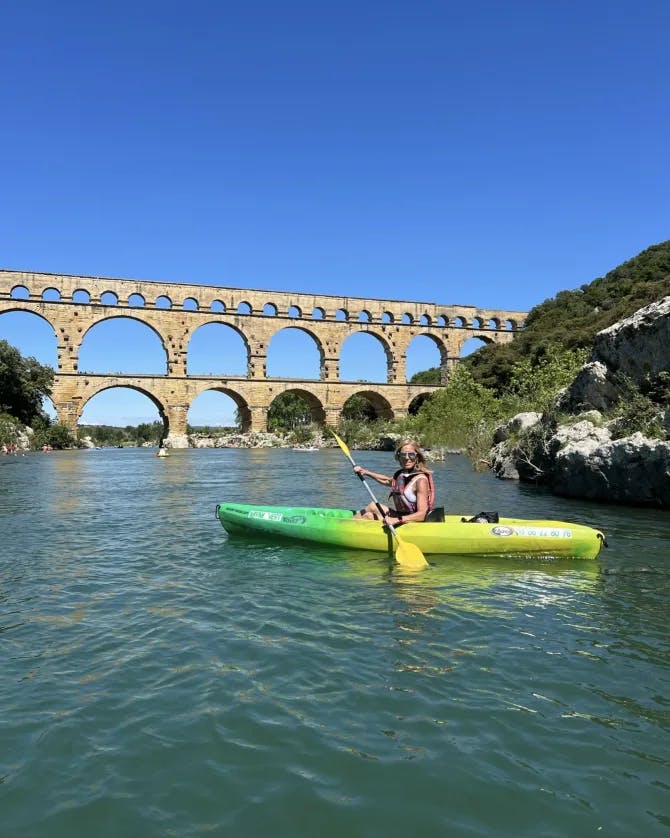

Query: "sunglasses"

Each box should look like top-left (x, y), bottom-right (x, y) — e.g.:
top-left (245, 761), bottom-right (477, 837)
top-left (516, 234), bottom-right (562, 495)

top-left (396, 451), bottom-right (418, 461)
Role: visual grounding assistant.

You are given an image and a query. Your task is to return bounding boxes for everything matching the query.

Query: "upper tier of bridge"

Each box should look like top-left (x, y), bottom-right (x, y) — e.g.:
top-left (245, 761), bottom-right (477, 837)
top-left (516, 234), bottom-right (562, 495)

top-left (1, 268), bottom-right (526, 330)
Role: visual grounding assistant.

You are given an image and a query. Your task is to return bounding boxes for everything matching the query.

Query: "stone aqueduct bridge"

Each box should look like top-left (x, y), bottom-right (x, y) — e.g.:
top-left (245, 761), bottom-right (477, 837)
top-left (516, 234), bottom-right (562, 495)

top-left (0, 269), bottom-right (526, 447)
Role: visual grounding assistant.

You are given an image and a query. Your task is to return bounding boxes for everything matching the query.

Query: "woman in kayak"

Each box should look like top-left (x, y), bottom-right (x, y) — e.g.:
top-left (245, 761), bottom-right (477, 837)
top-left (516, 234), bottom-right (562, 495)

top-left (353, 440), bottom-right (435, 526)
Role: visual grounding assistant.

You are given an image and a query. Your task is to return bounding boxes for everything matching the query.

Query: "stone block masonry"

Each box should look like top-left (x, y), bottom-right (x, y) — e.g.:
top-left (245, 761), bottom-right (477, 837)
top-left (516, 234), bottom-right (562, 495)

top-left (0, 269), bottom-right (526, 446)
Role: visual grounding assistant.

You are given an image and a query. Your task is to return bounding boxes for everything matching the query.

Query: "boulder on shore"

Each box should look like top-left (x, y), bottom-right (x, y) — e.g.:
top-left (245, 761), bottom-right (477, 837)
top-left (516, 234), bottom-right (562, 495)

top-left (490, 296), bottom-right (670, 507)
top-left (560, 296), bottom-right (670, 413)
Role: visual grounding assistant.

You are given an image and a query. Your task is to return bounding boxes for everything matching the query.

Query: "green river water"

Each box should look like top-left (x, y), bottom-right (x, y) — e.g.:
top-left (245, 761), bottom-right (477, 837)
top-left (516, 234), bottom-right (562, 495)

top-left (2, 448), bottom-right (669, 837)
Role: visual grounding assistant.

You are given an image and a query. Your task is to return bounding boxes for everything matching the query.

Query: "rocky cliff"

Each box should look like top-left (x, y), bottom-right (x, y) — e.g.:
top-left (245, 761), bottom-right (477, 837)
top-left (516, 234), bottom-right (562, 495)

top-left (490, 297), bottom-right (670, 507)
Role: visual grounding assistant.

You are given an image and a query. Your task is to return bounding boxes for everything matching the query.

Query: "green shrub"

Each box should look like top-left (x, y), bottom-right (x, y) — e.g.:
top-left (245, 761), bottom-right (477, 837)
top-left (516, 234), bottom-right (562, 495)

top-left (0, 412), bottom-right (21, 447)
top-left (609, 386), bottom-right (665, 440)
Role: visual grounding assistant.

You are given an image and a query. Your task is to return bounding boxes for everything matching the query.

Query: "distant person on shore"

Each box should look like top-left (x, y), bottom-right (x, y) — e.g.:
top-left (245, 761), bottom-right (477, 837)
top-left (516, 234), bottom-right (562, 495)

top-left (352, 440), bottom-right (435, 526)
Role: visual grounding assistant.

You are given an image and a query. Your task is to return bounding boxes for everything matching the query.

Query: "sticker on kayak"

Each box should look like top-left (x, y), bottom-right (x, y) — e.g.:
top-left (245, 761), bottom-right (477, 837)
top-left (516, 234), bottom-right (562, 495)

top-left (491, 526), bottom-right (514, 537)
top-left (285, 516), bottom-right (307, 525)
top-left (491, 525), bottom-right (573, 538)
top-left (513, 526), bottom-right (573, 538)
top-left (248, 511), bottom-right (284, 522)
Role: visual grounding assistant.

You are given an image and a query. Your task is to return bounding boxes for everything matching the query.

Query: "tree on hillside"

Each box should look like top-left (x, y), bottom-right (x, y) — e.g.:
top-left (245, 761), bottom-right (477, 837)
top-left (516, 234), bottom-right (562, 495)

top-left (0, 339), bottom-right (54, 425)
top-left (409, 367), bottom-right (441, 385)
top-left (30, 415), bottom-right (77, 450)
top-left (413, 364), bottom-right (504, 463)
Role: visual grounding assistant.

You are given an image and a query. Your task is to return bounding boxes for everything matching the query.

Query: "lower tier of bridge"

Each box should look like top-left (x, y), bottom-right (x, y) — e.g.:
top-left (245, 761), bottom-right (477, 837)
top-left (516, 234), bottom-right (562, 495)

top-left (52, 373), bottom-right (442, 447)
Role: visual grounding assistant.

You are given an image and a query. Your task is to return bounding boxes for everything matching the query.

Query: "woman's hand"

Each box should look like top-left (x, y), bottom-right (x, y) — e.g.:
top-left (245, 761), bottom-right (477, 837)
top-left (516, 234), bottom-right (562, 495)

top-left (353, 465), bottom-right (366, 477)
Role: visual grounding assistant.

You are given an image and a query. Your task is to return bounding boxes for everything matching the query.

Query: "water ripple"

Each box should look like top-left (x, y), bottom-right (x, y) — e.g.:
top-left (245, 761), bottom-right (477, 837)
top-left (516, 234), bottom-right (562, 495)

top-left (1, 450), bottom-right (669, 836)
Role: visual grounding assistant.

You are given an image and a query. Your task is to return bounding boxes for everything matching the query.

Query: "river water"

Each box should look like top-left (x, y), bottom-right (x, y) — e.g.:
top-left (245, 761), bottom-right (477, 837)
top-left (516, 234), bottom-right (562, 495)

top-left (2, 448), bottom-right (669, 836)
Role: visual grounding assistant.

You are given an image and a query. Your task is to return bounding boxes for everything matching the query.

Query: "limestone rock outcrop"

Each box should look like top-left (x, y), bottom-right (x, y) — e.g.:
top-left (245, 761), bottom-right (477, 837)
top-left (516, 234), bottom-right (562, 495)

top-left (551, 431), bottom-right (670, 506)
top-left (560, 296), bottom-right (670, 412)
top-left (491, 296), bottom-right (670, 507)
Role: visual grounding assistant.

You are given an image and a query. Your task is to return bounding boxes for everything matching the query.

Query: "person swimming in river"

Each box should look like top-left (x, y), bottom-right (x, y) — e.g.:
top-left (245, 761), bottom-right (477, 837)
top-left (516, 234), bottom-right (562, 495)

top-left (353, 439), bottom-right (435, 527)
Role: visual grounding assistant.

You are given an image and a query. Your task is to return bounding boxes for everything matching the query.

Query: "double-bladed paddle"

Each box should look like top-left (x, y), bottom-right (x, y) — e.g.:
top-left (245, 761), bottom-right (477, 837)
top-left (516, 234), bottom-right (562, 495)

top-left (331, 431), bottom-right (429, 571)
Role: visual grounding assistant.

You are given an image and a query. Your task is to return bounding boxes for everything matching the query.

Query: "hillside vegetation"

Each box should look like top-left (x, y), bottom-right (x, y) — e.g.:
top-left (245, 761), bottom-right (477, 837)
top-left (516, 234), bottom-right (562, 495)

top-left (466, 240), bottom-right (670, 393)
top-left (396, 240), bottom-right (670, 462)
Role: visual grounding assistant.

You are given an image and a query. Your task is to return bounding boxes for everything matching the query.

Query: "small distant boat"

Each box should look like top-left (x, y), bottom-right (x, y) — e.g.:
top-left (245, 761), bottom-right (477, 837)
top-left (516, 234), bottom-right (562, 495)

top-left (292, 446), bottom-right (319, 452)
top-left (156, 447), bottom-right (170, 457)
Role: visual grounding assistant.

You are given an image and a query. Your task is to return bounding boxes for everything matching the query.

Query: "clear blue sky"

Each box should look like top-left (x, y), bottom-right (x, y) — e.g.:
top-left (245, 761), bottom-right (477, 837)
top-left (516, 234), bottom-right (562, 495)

top-left (2, 0), bottom-right (669, 425)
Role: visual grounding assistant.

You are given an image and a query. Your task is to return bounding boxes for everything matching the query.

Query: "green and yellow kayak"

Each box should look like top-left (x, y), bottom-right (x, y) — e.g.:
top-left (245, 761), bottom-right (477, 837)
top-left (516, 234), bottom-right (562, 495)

top-left (216, 503), bottom-right (606, 560)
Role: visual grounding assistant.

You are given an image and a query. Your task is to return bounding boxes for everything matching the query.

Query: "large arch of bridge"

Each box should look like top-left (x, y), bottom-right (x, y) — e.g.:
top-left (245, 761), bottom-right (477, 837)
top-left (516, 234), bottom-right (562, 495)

top-left (188, 385), bottom-right (253, 432)
top-left (458, 333), bottom-right (495, 357)
top-left (340, 327), bottom-right (393, 355)
top-left (186, 321), bottom-right (250, 375)
top-left (0, 306), bottom-right (58, 351)
top-left (339, 330), bottom-right (393, 382)
top-left (266, 325), bottom-right (326, 377)
top-left (344, 389), bottom-right (395, 420)
top-left (405, 332), bottom-right (448, 373)
top-left (75, 383), bottom-right (168, 429)
top-left (78, 314), bottom-right (169, 371)
top-left (268, 386), bottom-right (327, 425)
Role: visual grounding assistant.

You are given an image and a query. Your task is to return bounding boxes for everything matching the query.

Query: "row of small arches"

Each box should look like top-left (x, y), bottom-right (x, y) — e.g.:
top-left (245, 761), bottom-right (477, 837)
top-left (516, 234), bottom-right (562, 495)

top-left (11, 284), bottom-right (519, 330)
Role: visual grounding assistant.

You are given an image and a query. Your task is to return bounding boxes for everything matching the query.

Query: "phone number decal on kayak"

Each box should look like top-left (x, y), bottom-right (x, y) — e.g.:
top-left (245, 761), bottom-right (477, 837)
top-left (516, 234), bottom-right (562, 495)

top-left (247, 511), bottom-right (307, 525)
top-left (491, 525), bottom-right (572, 538)
top-left (513, 526), bottom-right (573, 539)
top-left (248, 511), bottom-right (284, 522)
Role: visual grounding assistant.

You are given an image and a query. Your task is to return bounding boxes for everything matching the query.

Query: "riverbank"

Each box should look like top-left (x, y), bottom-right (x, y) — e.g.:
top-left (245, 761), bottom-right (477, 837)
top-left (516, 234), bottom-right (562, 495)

top-left (187, 430), bottom-right (401, 451)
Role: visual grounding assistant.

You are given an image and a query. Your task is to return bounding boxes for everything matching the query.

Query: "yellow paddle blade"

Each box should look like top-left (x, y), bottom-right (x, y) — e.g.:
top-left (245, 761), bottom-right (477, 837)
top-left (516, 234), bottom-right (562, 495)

top-left (393, 536), bottom-right (429, 571)
top-left (331, 430), bottom-right (352, 459)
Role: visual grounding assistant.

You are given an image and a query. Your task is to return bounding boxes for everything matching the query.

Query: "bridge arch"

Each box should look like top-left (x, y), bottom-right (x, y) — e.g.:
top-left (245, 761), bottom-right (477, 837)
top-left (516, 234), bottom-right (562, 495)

top-left (344, 390), bottom-right (394, 421)
top-left (266, 326), bottom-right (325, 379)
top-left (76, 382), bottom-right (168, 431)
top-left (0, 308), bottom-right (58, 365)
top-left (189, 384), bottom-right (253, 432)
top-left (10, 284), bottom-right (30, 299)
top-left (42, 287), bottom-right (61, 302)
top-left (408, 391), bottom-right (435, 415)
top-left (79, 315), bottom-right (169, 373)
top-left (0, 305), bottom-right (57, 333)
top-left (458, 333), bottom-right (495, 358)
top-left (406, 332), bottom-right (448, 382)
top-left (187, 321), bottom-right (249, 376)
top-left (340, 330), bottom-right (393, 383)
top-left (268, 386), bottom-right (327, 426)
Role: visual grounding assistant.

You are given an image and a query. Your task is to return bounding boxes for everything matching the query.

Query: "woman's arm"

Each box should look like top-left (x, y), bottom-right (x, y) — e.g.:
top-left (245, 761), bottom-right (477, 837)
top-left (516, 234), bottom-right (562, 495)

top-left (353, 465), bottom-right (392, 486)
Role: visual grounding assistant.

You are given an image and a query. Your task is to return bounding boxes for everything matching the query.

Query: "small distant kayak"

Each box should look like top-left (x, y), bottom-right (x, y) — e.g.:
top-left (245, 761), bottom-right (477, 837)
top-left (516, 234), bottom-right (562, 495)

top-left (216, 503), bottom-right (606, 560)
top-left (156, 448), bottom-right (169, 457)
top-left (292, 446), bottom-right (319, 452)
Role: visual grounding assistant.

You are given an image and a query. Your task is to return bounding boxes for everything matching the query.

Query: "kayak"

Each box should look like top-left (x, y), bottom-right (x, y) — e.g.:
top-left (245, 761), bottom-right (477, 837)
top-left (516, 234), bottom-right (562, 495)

top-left (215, 503), bottom-right (606, 560)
